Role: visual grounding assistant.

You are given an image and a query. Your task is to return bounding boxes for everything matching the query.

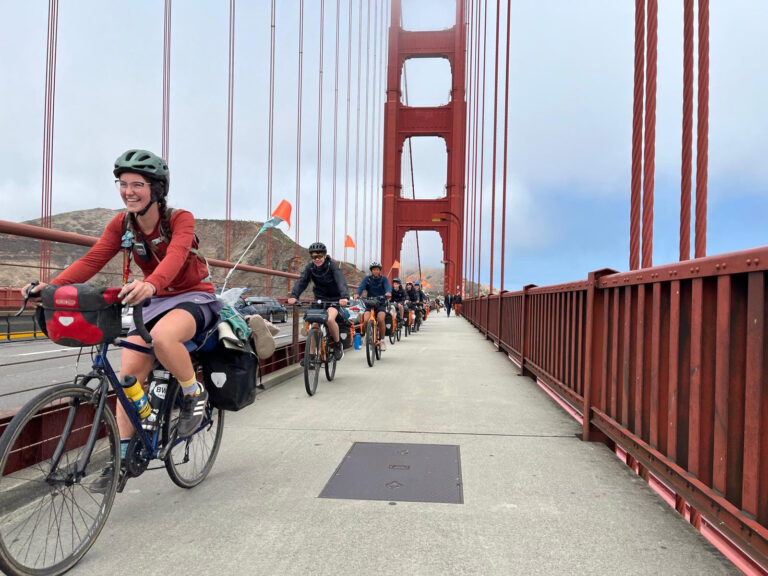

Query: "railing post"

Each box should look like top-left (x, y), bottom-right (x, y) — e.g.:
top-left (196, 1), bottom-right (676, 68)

top-left (582, 268), bottom-right (617, 442)
top-left (292, 304), bottom-right (300, 364)
top-left (496, 290), bottom-right (507, 352)
top-left (519, 284), bottom-right (536, 376)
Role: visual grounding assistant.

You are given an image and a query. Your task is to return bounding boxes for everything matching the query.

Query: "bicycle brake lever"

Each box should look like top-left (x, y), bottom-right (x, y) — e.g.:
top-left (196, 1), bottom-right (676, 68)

top-left (15, 281), bottom-right (40, 317)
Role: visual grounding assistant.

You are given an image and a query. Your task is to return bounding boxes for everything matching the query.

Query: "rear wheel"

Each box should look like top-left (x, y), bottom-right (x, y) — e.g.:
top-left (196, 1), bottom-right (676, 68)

top-left (304, 327), bottom-right (322, 395)
top-left (365, 321), bottom-right (376, 367)
top-left (0, 384), bottom-right (119, 576)
top-left (164, 380), bottom-right (224, 489)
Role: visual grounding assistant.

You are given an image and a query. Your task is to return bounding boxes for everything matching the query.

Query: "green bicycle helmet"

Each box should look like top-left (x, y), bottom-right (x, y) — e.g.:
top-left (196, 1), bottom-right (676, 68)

top-left (114, 149), bottom-right (169, 185)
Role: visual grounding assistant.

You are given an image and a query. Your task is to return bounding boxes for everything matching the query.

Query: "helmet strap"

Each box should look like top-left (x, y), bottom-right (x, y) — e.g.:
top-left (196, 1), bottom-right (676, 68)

top-left (136, 197), bottom-right (156, 217)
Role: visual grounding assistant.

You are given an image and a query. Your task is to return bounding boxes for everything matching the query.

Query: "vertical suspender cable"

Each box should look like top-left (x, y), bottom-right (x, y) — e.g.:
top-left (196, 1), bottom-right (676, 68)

top-left (470, 0), bottom-right (481, 295)
top-left (680, 0), bottom-right (693, 261)
top-left (369, 0), bottom-right (378, 262)
top-left (316, 0), bottom-right (325, 243)
top-left (295, 0), bottom-right (305, 261)
top-left (162, 0), bottom-right (172, 162)
top-left (475, 0), bottom-right (488, 298)
top-left (462, 0), bottom-right (475, 294)
top-left (354, 0), bottom-right (363, 268)
top-left (629, 0), bottom-right (644, 271)
top-left (266, 0), bottom-right (277, 295)
top-left (695, 0), bottom-right (709, 258)
top-left (40, 0), bottom-right (59, 283)
top-left (332, 0), bottom-right (341, 257)
top-left (499, 0), bottom-right (511, 292)
top-left (374, 0), bottom-right (385, 260)
top-left (641, 0), bottom-right (657, 269)
top-left (488, 0), bottom-right (500, 295)
top-left (225, 0), bottom-right (236, 263)
top-left (362, 0), bottom-right (371, 265)
top-left (344, 0), bottom-right (353, 264)
top-left (403, 66), bottom-right (422, 283)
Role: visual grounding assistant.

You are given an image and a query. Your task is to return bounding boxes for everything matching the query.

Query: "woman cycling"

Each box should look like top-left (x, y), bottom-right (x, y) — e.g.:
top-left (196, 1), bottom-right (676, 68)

top-left (22, 149), bottom-right (221, 456)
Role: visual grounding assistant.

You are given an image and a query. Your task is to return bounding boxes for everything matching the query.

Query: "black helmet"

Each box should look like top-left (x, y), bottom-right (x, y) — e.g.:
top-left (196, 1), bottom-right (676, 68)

top-left (308, 242), bottom-right (327, 254)
top-left (369, 261), bottom-right (382, 270)
top-left (393, 277), bottom-right (401, 283)
top-left (114, 149), bottom-right (169, 185)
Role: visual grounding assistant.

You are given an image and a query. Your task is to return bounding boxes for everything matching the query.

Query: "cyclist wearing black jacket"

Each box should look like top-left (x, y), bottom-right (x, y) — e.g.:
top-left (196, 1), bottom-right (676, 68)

top-left (405, 281), bottom-right (419, 303)
top-left (288, 242), bottom-right (349, 360)
top-left (390, 278), bottom-right (407, 322)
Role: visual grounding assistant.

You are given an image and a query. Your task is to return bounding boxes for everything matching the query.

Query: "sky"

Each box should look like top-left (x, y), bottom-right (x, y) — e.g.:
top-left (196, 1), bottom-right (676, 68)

top-left (1, 0), bottom-right (766, 292)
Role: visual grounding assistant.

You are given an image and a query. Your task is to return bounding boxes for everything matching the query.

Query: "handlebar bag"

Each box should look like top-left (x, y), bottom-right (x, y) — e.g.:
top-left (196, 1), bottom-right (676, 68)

top-left (36, 284), bottom-right (122, 347)
top-left (304, 309), bottom-right (328, 325)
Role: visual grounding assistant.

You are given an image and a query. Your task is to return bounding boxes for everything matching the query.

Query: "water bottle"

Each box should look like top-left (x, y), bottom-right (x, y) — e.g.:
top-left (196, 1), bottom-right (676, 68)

top-left (142, 369), bottom-right (170, 431)
top-left (121, 375), bottom-right (151, 419)
top-left (353, 331), bottom-right (361, 350)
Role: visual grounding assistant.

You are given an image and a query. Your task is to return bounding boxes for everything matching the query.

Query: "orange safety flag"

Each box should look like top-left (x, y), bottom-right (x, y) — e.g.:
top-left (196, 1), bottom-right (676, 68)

top-left (407, 276), bottom-right (413, 282)
top-left (344, 235), bottom-right (356, 248)
top-left (391, 259), bottom-right (401, 269)
top-left (271, 199), bottom-right (292, 228)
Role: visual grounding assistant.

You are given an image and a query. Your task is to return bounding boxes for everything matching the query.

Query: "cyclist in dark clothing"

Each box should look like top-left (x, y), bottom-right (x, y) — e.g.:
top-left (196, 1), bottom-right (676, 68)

top-left (405, 281), bottom-right (419, 303)
top-left (390, 278), bottom-right (407, 322)
top-left (288, 242), bottom-right (349, 360)
top-left (414, 282), bottom-right (427, 303)
top-left (354, 262), bottom-right (392, 350)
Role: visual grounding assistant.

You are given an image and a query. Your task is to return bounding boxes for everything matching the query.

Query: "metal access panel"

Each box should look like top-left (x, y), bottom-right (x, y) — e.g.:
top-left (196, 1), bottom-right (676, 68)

top-left (319, 442), bottom-right (463, 504)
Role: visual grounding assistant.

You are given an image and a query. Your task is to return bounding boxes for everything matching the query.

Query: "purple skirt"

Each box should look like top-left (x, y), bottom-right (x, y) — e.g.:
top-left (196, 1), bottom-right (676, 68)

top-left (128, 291), bottom-right (222, 333)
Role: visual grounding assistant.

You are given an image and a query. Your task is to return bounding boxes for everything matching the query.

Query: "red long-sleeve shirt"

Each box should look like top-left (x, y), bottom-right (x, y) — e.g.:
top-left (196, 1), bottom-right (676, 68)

top-left (52, 210), bottom-right (214, 296)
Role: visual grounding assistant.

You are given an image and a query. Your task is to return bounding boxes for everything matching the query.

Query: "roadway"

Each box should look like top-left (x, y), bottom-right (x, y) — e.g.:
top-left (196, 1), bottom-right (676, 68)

top-left (60, 313), bottom-right (737, 576)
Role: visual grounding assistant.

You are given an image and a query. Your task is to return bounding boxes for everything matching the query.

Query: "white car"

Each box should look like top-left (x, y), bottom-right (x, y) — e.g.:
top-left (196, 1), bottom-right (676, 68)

top-left (121, 306), bottom-right (133, 335)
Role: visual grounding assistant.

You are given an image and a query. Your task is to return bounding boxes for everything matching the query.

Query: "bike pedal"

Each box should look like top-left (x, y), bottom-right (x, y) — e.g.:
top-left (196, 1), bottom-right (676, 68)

top-left (116, 470), bottom-right (129, 493)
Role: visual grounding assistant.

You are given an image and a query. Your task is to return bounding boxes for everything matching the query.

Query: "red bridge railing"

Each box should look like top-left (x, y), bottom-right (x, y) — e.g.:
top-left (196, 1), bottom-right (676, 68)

top-left (464, 245), bottom-right (768, 572)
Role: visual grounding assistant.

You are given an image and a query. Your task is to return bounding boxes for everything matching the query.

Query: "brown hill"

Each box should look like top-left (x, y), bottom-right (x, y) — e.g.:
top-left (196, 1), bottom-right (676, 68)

top-left (0, 209), bottom-right (366, 295)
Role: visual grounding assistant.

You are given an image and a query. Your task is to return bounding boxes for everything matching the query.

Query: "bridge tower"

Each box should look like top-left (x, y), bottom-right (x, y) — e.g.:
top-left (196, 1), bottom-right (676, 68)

top-left (381, 0), bottom-right (466, 294)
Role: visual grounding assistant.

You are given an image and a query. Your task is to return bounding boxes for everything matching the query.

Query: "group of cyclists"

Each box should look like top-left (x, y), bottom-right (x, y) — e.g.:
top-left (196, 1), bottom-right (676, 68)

top-left (288, 240), bottom-right (431, 359)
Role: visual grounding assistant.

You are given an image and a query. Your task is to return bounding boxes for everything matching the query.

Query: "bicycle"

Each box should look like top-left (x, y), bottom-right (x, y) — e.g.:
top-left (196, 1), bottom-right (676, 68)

top-left (390, 302), bottom-right (403, 344)
top-left (299, 300), bottom-right (342, 396)
top-left (360, 296), bottom-right (387, 367)
top-left (0, 285), bottom-right (224, 576)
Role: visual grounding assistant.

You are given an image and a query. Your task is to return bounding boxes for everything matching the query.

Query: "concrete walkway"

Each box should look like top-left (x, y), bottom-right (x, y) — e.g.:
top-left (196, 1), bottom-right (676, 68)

top-left (73, 313), bottom-right (738, 576)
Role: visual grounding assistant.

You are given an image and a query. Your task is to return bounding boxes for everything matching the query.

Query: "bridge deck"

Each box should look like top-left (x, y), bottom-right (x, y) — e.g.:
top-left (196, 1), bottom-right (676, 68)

top-left (72, 314), bottom-right (737, 575)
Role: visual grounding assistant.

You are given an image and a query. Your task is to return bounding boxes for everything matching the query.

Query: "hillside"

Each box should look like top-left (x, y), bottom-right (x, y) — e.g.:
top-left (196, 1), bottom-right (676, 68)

top-left (0, 209), bottom-right (366, 295)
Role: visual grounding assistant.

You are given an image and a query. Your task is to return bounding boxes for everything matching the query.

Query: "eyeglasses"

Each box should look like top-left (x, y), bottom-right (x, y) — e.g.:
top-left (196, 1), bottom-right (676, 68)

top-left (115, 179), bottom-right (148, 192)
top-left (310, 253), bottom-right (325, 261)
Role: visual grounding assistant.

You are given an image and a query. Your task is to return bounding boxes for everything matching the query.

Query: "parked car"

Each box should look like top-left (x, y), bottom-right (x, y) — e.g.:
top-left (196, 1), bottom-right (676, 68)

top-left (344, 298), bottom-right (365, 326)
top-left (244, 296), bottom-right (288, 323)
top-left (121, 306), bottom-right (134, 336)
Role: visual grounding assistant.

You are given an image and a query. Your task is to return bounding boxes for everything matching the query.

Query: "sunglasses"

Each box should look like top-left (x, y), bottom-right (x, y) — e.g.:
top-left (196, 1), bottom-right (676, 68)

top-left (310, 253), bottom-right (325, 261)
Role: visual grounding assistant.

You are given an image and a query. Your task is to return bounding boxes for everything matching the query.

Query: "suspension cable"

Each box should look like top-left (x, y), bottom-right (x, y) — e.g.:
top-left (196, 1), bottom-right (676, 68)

top-left (344, 0), bottom-right (353, 264)
top-left (332, 0), bottom-right (340, 257)
top-left (362, 0), bottom-right (371, 266)
top-left (695, 0), bottom-right (709, 258)
top-left (680, 0), bottom-right (693, 261)
top-left (642, 0), bottom-right (657, 269)
top-left (629, 0), bottom-right (644, 270)
top-left (316, 0), bottom-right (326, 243)
top-left (295, 0), bottom-right (305, 262)
top-left (354, 0), bottom-right (363, 267)
top-left (266, 0), bottom-right (277, 294)
top-left (225, 0), bottom-right (236, 262)
top-left (476, 0), bottom-right (488, 297)
top-left (500, 0), bottom-right (511, 291)
top-left (488, 0), bottom-right (500, 294)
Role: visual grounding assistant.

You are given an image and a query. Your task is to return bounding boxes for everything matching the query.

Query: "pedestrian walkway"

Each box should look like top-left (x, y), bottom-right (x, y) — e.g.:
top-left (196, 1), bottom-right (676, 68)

top-left (72, 314), bottom-right (738, 575)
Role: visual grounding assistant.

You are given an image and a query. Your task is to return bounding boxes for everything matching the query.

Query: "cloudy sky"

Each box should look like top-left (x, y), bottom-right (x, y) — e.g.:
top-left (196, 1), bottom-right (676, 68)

top-left (1, 0), bottom-right (766, 291)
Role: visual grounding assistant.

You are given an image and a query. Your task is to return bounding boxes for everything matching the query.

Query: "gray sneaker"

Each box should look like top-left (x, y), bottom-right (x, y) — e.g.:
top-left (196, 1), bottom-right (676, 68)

top-left (333, 341), bottom-right (344, 361)
top-left (177, 386), bottom-right (208, 437)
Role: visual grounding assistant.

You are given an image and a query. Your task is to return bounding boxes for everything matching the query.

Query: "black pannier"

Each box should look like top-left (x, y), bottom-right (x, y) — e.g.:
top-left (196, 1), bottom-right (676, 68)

top-left (199, 340), bottom-right (258, 411)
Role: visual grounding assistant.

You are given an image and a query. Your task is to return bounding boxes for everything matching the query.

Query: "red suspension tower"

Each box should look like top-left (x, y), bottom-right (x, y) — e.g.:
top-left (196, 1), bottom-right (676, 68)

top-left (381, 0), bottom-right (466, 292)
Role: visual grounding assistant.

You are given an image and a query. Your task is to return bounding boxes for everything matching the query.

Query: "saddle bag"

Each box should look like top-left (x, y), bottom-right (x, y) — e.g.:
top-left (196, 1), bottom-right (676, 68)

top-left (199, 338), bottom-right (258, 411)
top-left (35, 284), bottom-right (122, 347)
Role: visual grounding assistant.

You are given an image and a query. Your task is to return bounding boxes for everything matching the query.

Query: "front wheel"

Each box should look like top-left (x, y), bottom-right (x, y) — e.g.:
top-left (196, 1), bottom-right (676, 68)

top-left (0, 384), bottom-right (120, 576)
top-left (365, 321), bottom-right (376, 367)
top-left (324, 338), bottom-right (337, 381)
top-left (164, 379), bottom-right (224, 489)
top-left (305, 327), bottom-right (322, 395)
